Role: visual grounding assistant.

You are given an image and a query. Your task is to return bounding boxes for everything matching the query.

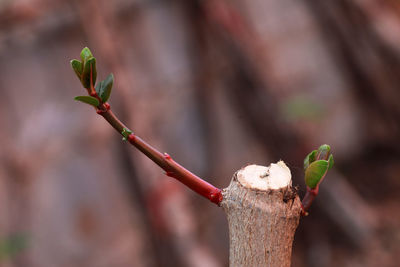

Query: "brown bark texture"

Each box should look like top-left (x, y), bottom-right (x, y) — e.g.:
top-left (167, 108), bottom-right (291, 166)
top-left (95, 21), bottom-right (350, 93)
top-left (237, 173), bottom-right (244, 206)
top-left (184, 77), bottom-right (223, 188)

top-left (221, 168), bottom-right (301, 267)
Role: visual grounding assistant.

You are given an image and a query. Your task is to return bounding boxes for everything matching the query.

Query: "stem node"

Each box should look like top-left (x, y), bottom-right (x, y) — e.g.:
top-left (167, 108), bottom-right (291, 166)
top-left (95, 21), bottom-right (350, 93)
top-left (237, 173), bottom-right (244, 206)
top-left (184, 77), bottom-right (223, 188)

top-left (165, 171), bottom-right (174, 177)
top-left (163, 153), bottom-right (172, 160)
top-left (128, 133), bottom-right (136, 142)
top-left (210, 189), bottom-right (223, 205)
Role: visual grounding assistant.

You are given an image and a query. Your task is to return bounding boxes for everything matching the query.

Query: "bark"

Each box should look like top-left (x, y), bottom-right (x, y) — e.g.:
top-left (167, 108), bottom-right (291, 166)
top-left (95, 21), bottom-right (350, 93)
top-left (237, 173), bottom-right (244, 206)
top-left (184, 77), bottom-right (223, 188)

top-left (221, 164), bottom-right (301, 267)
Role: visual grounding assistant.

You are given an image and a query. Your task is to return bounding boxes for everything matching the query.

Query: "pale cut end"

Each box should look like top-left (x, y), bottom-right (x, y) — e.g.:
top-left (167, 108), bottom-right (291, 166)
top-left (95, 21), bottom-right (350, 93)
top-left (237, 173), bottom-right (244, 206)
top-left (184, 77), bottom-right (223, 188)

top-left (237, 161), bottom-right (292, 190)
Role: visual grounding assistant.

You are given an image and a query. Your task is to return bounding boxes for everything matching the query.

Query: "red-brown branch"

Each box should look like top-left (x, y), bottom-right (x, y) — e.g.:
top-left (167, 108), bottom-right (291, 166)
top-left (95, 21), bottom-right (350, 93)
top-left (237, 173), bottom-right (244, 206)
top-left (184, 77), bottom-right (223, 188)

top-left (96, 103), bottom-right (223, 205)
top-left (300, 186), bottom-right (319, 216)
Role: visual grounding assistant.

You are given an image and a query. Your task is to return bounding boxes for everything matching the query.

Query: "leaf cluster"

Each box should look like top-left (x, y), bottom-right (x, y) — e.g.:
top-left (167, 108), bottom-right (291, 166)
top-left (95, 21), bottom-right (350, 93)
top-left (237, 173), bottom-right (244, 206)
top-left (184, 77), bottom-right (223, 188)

top-left (303, 144), bottom-right (334, 189)
top-left (70, 47), bottom-right (114, 107)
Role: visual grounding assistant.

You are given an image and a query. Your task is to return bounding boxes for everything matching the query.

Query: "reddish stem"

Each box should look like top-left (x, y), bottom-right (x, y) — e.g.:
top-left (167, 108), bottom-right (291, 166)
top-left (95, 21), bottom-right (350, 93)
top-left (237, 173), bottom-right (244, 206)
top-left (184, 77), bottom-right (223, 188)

top-left (80, 59), bottom-right (223, 205)
top-left (97, 107), bottom-right (223, 205)
top-left (301, 186), bottom-right (319, 216)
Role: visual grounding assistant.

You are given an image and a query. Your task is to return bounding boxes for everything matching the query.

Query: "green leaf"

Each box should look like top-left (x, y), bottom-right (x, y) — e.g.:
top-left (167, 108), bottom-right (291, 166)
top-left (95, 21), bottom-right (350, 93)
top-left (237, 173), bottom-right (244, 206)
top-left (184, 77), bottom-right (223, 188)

top-left (95, 80), bottom-right (103, 96)
top-left (121, 127), bottom-right (132, 141)
top-left (74, 96), bottom-right (99, 107)
top-left (70, 59), bottom-right (83, 80)
top-left (305, 160), bottom-right (329, 189)
top-left (95, 74), bottom-right (113, 102)
top-left (316, 144), bottom-right (331, 161)
top-left (80, 47), bottom-right (93, 64)
top-left (328, 154), bottom-right (334, 170)
top-left (100, 73), bottom-right (113, 102)
top-left (303, 150), bottom-right (317, 171)
top-left (81, 58), bottom-right (97, 89)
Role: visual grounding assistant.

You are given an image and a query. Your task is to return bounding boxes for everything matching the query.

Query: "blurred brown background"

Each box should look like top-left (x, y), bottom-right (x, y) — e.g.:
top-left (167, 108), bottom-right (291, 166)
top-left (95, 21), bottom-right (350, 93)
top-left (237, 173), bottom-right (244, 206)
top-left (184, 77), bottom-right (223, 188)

top-left (1, 0), bottom-right (400, 266)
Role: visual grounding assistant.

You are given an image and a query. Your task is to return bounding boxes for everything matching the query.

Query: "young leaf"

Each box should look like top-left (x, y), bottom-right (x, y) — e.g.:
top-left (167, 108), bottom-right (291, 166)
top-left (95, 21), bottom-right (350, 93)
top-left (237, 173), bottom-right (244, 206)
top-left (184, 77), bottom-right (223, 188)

top-left (95, 80), bottom-right (103, 96)
top-left (74, 96), bottom-right (99, 107)
top-left (81, 58), bottom-right (97, 89)
top-left (305, 160), bottom-right (329, 189)
top-left (99, 73), bottom-right (113, 102)
top-left (80, 47), bottom-right (93, 64)
top-left (328, 154), bottom-right (334, 170)
top-left (303, 150), bottom-right (317, 171)
top-left (316, 144), bottom-right (331, 161)
top-left (70, 59), bottom-right (83, 80)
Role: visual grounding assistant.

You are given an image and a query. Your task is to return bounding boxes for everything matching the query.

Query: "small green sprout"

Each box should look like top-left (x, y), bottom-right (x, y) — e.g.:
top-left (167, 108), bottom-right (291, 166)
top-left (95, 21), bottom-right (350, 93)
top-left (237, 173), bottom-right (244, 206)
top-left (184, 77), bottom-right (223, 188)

top-left (71, 47), bottom-right (114, 106)
top-left (303, 144), bottom-right (334, 189)
top-left (70, 47), bottom-right (97, 89)
top-left (121, 128), bottom-right (133, 141)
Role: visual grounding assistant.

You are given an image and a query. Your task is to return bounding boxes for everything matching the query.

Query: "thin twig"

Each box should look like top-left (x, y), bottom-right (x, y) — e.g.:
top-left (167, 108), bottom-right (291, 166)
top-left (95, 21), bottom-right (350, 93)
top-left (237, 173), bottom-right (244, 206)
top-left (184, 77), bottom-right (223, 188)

top-left (96, 103), bottom-right (223, 205)
top-left (301, 187), bottom-right (318, 216)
